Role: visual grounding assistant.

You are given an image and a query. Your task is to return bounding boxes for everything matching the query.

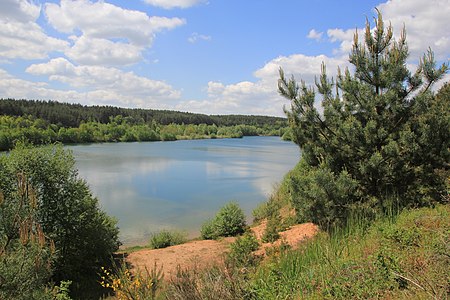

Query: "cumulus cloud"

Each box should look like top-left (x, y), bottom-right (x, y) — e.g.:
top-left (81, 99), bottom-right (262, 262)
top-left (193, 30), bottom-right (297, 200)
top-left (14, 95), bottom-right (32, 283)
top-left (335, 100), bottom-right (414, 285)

top-left (44, 0), bottom-right (185, 66)
top-left (254, 53), bottom-right (347, 87)
top-left (325, 0), bottom-right (450, 61)
top-left (0, 0), bottom-right (40, 22)
top-left (65, 36), bottom-right (143, 66)
top-left (45, 0), bottom-right (185, 44)
top-left (0, 68), bottom-right (88, 104)
top-left (24, 58), bottom-right (181, 107)
top-left (327, 28), bottom-right (355, 56)
top-left (175, 53), bottom-right (348, 116)
top-left (188, 32), bottom-right (211, 43)
top-left (143, 0), bottom-right (207, 9)
top-left (307, 29), bottom-right (323, 41)
top-left (377, 0), bottom-right (450, 60)
top-left (0, 0), bottom-right (68, 60)
top-left (185, 0), bottom-right (449, 116)
top-left (1, 0), bottom-right (447, 117)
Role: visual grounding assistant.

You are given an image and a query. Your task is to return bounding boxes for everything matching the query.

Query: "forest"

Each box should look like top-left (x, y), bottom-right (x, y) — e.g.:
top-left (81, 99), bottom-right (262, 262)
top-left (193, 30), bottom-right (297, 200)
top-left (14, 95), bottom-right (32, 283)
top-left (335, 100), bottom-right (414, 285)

top-left (0, 99), bottom-right (290, 151)
top-left (0, 98), bottom-right (286, 127)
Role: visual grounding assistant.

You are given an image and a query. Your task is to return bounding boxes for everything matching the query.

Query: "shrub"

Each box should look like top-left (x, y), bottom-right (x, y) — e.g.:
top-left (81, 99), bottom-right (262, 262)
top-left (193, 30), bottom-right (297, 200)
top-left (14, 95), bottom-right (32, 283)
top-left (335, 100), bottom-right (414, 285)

top-left (0, 173), bottom-right (55, 300)
top-left (215, 202), bottom-right (247, 237)
top-left (227, 232), bottom-right (260, 268)
top-left (200, 218), bottom-right (218, 240)
top-left (0, 144), bottom-right (120, 298)
top-left (149, 230), bottom-right (187, 249)
top-left (201, 202), bottom-right (247, 239)
top-left (262, 213), bottom-right (281, 243)
top-left (252, 196), bottom-right (280, 224)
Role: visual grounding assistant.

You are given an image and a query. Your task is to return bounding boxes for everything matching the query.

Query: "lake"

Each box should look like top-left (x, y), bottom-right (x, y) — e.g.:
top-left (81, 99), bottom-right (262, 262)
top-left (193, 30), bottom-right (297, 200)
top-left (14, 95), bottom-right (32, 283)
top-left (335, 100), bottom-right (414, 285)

top-left (67, 136), bottom-right (300, 245)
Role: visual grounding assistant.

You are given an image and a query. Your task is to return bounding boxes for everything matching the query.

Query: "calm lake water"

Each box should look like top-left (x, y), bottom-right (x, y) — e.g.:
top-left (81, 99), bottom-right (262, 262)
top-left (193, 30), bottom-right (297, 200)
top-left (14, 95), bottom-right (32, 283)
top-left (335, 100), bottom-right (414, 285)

top-left (67, 136), bottom-right (300, 245)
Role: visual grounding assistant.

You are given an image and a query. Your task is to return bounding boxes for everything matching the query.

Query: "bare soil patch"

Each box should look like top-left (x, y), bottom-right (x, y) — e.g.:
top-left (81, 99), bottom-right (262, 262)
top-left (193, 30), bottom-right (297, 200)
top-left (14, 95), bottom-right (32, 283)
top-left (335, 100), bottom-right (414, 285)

top-left (126, 223), bottom-right (318, 277)
top-left (126, 237), bottom-right (235, 278)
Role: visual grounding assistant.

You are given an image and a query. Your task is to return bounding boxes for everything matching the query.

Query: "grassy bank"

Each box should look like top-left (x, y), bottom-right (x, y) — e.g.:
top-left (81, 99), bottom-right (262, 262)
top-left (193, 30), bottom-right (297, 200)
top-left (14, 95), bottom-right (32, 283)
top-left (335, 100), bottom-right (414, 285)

top-left (251, 204), bottom-right (449, 299)
top-left (110, 202), bottom-right (449, 299)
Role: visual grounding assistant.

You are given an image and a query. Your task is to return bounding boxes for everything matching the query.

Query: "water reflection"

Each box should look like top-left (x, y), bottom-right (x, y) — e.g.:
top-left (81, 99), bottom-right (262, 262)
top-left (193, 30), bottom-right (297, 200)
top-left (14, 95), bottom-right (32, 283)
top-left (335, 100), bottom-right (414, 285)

top-left (68, 137), bottom-right (300, 244)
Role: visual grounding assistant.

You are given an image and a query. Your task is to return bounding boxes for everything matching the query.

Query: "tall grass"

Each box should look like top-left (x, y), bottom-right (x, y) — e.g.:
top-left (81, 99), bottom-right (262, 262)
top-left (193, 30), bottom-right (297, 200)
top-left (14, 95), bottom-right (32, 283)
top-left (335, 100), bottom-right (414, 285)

top-left (149, 230), bottom-right (187, 249)
top-left (251, 204), bottom-right (449, 299)
top-left (101, 205), bottom-right (448, 299)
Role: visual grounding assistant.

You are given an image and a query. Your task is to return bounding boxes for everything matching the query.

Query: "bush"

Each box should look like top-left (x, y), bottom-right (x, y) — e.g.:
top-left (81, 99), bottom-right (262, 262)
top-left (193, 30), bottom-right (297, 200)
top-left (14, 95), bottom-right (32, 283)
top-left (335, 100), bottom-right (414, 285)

top-left (149, 230), bottom-right (187, 249)
top-left (200, 218), bottom-right (218, 240)
top-left (262, 214), bottom-right (281, 243)
top-left (201, 202), bottom-right (247, 239)
top-left (0, 173), bottom-right (55, 300)
top-left (227, 232), bottom-right (260, 268)
top-left (0, 144), bottom-right (120, 298)
top-left (252, 198), bottom-right (280, 224)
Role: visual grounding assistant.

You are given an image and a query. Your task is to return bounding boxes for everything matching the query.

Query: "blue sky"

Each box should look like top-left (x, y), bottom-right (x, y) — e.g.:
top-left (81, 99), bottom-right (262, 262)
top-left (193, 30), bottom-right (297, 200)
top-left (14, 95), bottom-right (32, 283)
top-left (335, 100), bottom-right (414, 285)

top-left (0, 0), bottom-right (448, 116)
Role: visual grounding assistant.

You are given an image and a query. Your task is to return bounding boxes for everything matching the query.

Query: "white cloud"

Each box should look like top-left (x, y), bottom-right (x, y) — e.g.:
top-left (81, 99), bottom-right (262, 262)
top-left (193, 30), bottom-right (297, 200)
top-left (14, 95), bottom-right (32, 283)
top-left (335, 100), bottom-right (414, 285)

top-left (175, 53), bottom-right (347, 116)
top-left (307, 29), bottom-right (323, 41)
top-left (0, 0), bottom-right (40, 22)
top-left (45, 0), bottom-right (185, 44)
top-left (255, 54), bottom-right (347, 86)
top-left (65, 36), bottom-right (143, 66)
top-left (0, 0), bottom-right (68, 60)
top-left (377, 0), bottom-right (450, 60)
top-left (0, 68), bottom-right (88, 104)
top-left (44, 0), bottom-right (185, 66)
top-left (327, 28), bottom-right (356, 56)
top-left (143, 0), bottom-right (207, 9)
top-left (188, 32), bottom-right (211, 43)
top-left (183, 1), bottom-right (449, 116)
top-left (26, 58), bottom-right (181, 102)
top-left (325, 0), bottom-right (450, 61)
top-left (2, 58), bottom-right (179, 108)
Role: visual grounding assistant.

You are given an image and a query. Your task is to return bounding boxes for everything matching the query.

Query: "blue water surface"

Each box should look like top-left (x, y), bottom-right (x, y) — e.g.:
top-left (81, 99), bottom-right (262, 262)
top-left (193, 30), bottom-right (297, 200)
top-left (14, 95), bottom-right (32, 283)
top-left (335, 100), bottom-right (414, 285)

top-left (67, 136), bottom-right (300, 244)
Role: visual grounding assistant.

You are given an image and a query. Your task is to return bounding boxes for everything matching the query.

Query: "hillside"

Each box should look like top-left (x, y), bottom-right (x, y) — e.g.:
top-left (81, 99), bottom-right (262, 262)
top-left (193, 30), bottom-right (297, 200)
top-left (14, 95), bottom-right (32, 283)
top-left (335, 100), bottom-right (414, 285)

top-left (112, 204), bottom-right (449, 299)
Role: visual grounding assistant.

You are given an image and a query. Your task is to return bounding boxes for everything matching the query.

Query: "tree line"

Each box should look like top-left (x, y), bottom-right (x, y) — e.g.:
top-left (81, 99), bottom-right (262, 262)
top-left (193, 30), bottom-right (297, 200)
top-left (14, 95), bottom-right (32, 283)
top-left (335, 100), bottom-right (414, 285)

top-left (0, 98), bottom-right (287, 128)
top-left (0, 114), bottom-right (289, 151)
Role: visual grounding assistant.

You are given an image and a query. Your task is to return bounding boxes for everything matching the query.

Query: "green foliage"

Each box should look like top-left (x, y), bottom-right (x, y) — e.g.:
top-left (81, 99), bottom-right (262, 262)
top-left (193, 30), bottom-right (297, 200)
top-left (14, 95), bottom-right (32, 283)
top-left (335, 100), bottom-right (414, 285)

top-left (200, 218), bottom-right (218, 240)
top-left (0, 114), bottom-right (287, 151)
top-left (50, 281), bottom-right (73, 300)
top-left (149, 230), bottom-right (187, 249)
top-left (251, 204), bottom-right (449, 299)
top-left (201, 202), bottom-right (247, 239)
top-left (253, 168), bottom-right (299, 225)
top-left (262, 213), bottom-right (281, 243)
top-left (0, 99), bottom-right (288, 151)
top-left (227, 232), bottom-right (260, 268)
top-left (0, 144), bottom-right (120, 298)
top-left (0, 98), bottom-right (288, 128)
top-left (279, 12), bottom-right (449, 228)
top-left (0, 173), bottom-right (55, 300)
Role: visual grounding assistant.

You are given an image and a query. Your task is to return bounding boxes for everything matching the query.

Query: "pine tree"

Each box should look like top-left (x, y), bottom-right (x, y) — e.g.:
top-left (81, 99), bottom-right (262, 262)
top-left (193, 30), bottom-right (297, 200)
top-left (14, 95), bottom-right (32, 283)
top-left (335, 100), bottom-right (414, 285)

top-left (278, 11), bottom-right (449, 228)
